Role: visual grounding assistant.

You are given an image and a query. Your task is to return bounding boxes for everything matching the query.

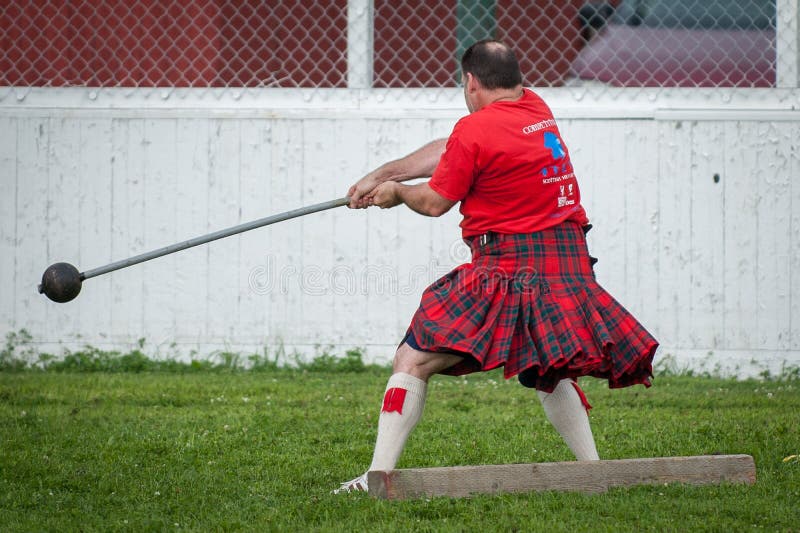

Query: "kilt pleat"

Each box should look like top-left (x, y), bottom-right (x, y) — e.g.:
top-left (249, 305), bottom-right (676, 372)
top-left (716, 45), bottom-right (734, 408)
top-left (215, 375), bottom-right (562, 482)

top-left (406, 221), bottom-right (658, 392)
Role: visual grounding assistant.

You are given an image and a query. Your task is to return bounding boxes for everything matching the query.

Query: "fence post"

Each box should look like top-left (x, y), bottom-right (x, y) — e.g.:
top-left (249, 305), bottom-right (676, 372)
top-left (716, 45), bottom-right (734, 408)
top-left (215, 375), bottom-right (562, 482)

top-left (347, 0), bottom-right (374, 89)
top-left (777, 0), bottom-right (800, 87)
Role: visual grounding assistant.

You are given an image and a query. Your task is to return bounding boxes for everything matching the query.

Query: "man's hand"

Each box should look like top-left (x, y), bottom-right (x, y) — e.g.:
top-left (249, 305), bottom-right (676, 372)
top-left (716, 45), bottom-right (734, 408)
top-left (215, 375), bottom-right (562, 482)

top-left (368, 181), bottom-right (456, 216)
top-left (347, 171), bottom-right (382, 209)
top-left (345, 138), bottom-right (447, 209)
top-left (370, 182), bottom-right (402, 209)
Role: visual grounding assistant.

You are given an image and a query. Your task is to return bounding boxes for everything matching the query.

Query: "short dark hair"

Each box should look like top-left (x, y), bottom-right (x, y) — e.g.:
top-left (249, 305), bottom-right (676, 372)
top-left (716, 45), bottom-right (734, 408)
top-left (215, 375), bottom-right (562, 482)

top-left (460, 40), bottom-right (522, 89)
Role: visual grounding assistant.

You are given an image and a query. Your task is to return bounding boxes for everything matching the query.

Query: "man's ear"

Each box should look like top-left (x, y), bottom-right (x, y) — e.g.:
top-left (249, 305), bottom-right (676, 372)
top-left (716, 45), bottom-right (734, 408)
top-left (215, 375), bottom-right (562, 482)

top-left (465, 72), bottom-right (479, 93)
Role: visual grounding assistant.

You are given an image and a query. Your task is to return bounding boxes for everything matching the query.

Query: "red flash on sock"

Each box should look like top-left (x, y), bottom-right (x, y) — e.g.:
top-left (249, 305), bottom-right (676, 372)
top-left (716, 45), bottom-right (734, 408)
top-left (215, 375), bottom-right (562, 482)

top-left (381, 387), bottom-right (407, 414)
top-left (571, 381), bottom-right (593, 412)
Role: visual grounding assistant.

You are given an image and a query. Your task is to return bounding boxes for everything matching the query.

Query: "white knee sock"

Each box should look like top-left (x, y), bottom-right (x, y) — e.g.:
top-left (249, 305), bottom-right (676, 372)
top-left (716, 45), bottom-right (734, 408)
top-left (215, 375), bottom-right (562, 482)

top-left (537, 379), bottom-right (600, 461)
top-left (368, 372), bottom-right (428, 472)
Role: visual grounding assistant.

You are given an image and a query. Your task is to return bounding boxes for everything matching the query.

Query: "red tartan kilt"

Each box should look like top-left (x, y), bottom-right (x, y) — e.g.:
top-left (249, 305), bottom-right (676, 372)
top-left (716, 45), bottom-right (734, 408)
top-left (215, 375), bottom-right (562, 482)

top-left (405, 221), bottom-right (658, 392)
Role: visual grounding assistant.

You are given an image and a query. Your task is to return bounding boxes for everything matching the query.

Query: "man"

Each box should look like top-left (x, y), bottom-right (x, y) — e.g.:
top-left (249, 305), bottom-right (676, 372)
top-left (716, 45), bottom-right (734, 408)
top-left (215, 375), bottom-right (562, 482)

top-left (335, 40), bottom-right (658, 493)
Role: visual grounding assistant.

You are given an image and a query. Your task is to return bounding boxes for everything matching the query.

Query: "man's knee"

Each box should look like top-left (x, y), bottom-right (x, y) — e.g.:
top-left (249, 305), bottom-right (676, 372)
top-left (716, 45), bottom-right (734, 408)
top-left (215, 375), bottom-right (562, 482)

top-left (392, 343), bottom-right (424, 374)
top-left (392, 342), bottom-right (460, 379)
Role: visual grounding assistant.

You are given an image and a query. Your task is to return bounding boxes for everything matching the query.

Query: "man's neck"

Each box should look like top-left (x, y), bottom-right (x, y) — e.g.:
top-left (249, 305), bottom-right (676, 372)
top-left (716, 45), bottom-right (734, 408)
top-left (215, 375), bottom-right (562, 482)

top-left (477, 86), bottom-right (524, 110)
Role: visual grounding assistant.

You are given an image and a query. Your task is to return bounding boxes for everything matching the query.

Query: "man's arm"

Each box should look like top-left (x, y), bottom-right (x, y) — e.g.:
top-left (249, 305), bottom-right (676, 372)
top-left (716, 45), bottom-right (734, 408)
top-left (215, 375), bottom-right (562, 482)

top-left (347, 139), bottom-right (447, 209)
top-left (370, 181), bottom-right (456, 217)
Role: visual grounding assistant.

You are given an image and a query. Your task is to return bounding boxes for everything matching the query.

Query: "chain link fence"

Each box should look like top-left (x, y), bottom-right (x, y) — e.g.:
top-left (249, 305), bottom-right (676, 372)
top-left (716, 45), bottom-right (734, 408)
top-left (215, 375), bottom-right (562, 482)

top-left (0, 0), bottom-right (788, 98)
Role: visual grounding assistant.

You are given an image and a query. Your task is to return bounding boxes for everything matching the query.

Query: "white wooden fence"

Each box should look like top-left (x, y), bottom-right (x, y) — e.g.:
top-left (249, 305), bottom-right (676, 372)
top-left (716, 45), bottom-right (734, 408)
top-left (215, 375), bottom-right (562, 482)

top-left (1, 88), bottom-right (798, 377)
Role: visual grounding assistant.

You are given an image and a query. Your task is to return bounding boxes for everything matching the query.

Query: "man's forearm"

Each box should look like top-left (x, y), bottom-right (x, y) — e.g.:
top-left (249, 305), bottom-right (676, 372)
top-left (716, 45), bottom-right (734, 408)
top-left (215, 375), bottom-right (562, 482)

top-left (375, 139), bottom-right (447, 183)
top-left (348, 138), bottom-right (447, 209)
top-left (396, 182), bottom-right (453, 217)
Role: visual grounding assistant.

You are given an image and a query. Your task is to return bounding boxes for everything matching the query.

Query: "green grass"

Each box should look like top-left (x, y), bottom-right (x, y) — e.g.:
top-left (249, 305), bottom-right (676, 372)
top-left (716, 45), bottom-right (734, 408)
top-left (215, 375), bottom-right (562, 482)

top-left (1, 364), bottom-right (798, 532)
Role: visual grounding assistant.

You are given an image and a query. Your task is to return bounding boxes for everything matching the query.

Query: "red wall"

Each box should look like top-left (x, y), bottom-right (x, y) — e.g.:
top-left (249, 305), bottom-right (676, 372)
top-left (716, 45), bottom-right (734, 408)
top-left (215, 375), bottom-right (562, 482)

top-left (1, 0), bottom-right (348, 87)
top-left (372, 1), bottom-right (459, 88)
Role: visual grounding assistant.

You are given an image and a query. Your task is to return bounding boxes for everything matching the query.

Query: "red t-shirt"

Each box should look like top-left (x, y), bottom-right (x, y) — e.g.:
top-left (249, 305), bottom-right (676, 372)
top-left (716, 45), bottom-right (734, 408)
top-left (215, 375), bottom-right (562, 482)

top-left (429, 89), bottom-right (589, 238)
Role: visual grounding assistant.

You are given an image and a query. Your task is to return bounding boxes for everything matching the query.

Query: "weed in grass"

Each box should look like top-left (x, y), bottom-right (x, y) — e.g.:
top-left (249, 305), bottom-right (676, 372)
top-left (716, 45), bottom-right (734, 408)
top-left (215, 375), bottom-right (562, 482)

top-left (247, 347), bottom-right (281, 372)
top-left (298, 347), bottom-right (374, 373)
top-left (0, 329), bottom-right (35, 371)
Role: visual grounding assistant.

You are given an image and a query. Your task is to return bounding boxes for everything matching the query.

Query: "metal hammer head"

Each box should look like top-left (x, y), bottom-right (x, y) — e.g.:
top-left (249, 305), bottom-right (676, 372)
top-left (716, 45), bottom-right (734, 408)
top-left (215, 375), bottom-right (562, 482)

top-left (39, 262), bottom-right (83, 303)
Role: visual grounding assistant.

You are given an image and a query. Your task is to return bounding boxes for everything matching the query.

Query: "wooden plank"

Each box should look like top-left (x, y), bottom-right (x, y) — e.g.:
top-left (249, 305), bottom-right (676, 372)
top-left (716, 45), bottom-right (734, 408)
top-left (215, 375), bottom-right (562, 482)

top-left (140, 118), bottom-right (178, 345)
top-left (792, 125), bottom-right (800, 352)
top-left (172, 118), bottom-right (210, 346)
top-left (392, 119), bottom-right (434, 339)
top-left (722, 122), bottom-right (759, 350)
top-left (43, 117), bottom-right (80, 339)
top-left (754, 122), bottom-right (793, 351)
top-left (0, 117), bottom-right (18, 331)
top-left (368, 455), bottom-right (756, 500)
top-left (688, 122), bottom-right (726, 350)
top-left (657, 120), bottom-right (694, 351)
top-left (109, 119), bottom-right (146, 339)
top-left (205, 119), bottom-right (241, 343)
top-left (77, 119), bottom-right (114, 339)
top-left (237, 119), bottom-right (272, 348)
top-left (585, 121), bottom-right (627, 299)
top-left (364, 119), bottom-right (406, 347)
top-left (328, 118), bottom-right (369, 348)
top-left (266, 119), bottom-right (305, 351)
top-left (300, 118), bottom-right (339, 348)
top-left (622, 119), bottom-right (660, 333)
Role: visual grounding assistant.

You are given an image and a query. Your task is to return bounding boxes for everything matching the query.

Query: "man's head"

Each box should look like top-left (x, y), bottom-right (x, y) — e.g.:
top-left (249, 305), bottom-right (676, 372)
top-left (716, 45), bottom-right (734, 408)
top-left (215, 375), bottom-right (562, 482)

top-left (460, 40), bottom-right (523, 112)
top-left (461, 40), bottom-right (522, 90)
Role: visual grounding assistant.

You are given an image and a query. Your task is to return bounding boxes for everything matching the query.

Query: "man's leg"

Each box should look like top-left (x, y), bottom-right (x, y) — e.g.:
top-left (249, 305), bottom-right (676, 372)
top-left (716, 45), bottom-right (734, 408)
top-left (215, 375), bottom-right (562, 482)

top-left (368, 343), bottom-right (461, 472)
top-left (537, 379), bottom-right (600, 461)
top-left (334, 343), bottom-right (460, 493)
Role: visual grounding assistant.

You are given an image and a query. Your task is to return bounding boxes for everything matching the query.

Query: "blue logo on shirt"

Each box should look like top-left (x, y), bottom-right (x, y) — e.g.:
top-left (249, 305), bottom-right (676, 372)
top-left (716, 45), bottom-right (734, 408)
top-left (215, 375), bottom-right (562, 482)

top-left (543, 132), bottom-right (565, 159)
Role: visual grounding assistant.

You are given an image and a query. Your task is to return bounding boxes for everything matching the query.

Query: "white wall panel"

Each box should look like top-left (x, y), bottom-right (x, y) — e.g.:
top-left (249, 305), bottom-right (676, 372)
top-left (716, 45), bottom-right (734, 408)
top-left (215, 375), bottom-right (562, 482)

top-left (791, 133), bottom-right (800, 351)
top-left (205, 120), bottom-right (241, 343)
top-left (140, 119), bottom-right (178, 347)
top-left (0, 117), bottom-right (17, 329)
top-left (592, 121), bottom-right (629, 301)
top-left (657, 120), bottom-right (694, 349)
top-left (237, 119), bottom-right (273, 348)
top-left (622, 121), bottom-right (660, 336)
top-left (172, 118), bottom-right (211, 347)
top-left (264, 120), bottom-right (305, 350)
top-left (755, 122), bottom-right (793, 350)
top-left (363, 119), bottom-right (411, 348)
top-left (77, 119), bottom-right (114, 339)
top-left (329, 120), bottom-right (370, 350)
top-left (688, 122), bottom-right (726, 350)
top-left (108, 119), bottom-right (146, 342)
top-left (18, 119), bottom-right (53, 338)
top-left (723, 122), bottom-right (760, 350)
top-left (390, 120), bottom-right (439, 343)
top-left (324, 119), bottom-right (370, 347)
top-left (565, 120), bottom-right (631, 306)
top-left (300, 118), bottom-right (340, 349)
